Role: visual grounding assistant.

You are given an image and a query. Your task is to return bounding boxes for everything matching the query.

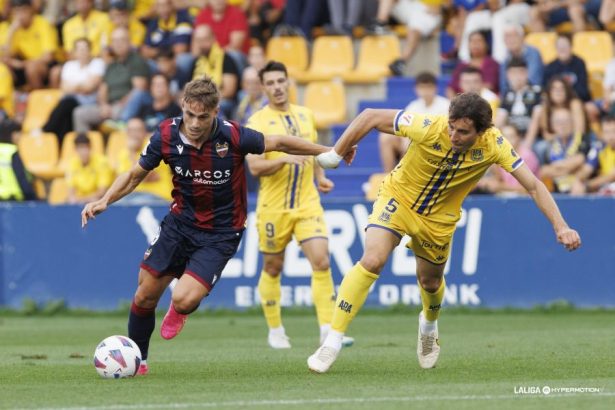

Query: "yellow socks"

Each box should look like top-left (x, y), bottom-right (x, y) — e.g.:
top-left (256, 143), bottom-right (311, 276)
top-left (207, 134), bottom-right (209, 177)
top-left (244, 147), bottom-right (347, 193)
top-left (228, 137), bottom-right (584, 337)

top-left (419, 277), bottom-right (446, 322)
top-left (311, 269), bottom-right (335, 326)
top-left (331, 263), bottom-right (378, 333)
top-left (257, 271), bottom-right (281, 328)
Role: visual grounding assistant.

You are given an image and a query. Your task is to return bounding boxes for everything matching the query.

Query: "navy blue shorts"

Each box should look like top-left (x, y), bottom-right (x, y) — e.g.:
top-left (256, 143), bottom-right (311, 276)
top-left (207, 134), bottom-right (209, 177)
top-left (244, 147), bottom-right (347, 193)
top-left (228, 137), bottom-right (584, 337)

top-left (140, 214), bottom-right (243, 292)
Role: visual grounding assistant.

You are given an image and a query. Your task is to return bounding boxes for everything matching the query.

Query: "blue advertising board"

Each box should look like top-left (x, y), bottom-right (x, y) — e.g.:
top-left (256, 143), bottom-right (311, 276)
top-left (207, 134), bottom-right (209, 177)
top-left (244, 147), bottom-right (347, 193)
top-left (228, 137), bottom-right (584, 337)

top-left (1, 196), bottom-right (613, 309)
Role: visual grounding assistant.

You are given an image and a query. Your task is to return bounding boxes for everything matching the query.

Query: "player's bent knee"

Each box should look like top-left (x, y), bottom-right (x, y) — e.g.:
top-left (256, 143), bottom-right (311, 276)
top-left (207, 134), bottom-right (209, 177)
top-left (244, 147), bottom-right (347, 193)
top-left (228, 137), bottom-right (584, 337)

top-left (311, 259), bottom-right (330, 272)
top-left (171, 295), bottom-right (201, 315)
top-left (418, 276), bottom-right (443, 293)
top-left (359, 254), bottom-right (386, 275)
top-left (133, 290), bottom-right (159, 309)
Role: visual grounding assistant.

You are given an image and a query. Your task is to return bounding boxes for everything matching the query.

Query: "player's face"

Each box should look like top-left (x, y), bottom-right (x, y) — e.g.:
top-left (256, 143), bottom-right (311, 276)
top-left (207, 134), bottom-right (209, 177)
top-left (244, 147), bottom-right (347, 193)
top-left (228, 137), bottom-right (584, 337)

top-left (448, 118), bottom-right (479, 153)
top-left (261, 71), bottom-right (289, 108)
top-left (181, 100), bottom-right (218, 142)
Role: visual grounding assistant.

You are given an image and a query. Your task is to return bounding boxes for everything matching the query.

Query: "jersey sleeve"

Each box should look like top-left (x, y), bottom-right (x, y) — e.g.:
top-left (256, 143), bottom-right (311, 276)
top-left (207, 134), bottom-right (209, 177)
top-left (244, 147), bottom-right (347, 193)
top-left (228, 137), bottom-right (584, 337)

top-left (392, 111), bottom-right (432, 143)
top-left (494, 134), bottom-right (524, 173)
top-left (239, 125), bottom-right (265, 155)
top-left (139, 128), bottom-right (163, 171)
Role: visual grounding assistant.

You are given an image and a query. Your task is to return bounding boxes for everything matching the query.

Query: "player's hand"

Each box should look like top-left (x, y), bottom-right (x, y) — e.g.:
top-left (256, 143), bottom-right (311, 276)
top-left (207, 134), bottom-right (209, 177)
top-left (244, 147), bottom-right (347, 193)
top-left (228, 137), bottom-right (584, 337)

top-left (556, 227), bottom-right (581, 251)
top-left (81, 199), bottom-right (108, 228)
top-left (317, 177), bottom-right (334, 193)
top-left (343, 145), bottom-right (358, 166)
top-left (282, 155), bottom-right (309, 166)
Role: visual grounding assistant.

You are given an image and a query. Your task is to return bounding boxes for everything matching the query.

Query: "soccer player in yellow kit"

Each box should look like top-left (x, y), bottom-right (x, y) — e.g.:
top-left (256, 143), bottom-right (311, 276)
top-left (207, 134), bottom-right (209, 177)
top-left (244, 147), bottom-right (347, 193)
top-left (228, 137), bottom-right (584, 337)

top-left (308, 93), bottom-right (581, 372)
top-left (246, 61), bottom-right (352, 349)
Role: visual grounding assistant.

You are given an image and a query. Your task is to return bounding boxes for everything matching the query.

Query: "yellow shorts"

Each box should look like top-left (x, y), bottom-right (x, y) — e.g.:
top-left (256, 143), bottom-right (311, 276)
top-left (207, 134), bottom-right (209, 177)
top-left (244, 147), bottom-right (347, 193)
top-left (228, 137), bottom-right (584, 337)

top-left (256, 208), bottom-right (328, 253)
top-left (367, 190), bottom-right (456, 264)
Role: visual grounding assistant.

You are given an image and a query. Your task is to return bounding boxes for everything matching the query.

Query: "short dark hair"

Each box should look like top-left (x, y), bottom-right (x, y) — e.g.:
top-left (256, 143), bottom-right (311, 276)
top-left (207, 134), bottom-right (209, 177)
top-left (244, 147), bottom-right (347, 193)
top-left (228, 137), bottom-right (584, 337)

top-left (507, 57), bottom-right (527, 70)
top-left (415, 71), bottom-right (437, 85)
top-left (258, 61), bottom-right (287, 82)
top-left (449, 93), bottom-right (493, 134)
top-left (156, 47), bottom-right (174, 60)
top-left (459, 66), bottom-right (483, 78)
top-left (11, 0), bottom-right (32, 7)
top-left (74, 133), bottom-right (91, 146)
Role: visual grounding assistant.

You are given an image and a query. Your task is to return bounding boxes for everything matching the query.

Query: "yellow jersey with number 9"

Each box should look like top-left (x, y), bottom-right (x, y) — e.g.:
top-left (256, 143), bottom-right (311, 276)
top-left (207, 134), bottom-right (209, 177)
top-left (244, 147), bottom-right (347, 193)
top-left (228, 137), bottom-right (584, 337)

top-left (246, 104), bottom-right (321, 213)
top-left (386, 112), bottom-right (524, 223)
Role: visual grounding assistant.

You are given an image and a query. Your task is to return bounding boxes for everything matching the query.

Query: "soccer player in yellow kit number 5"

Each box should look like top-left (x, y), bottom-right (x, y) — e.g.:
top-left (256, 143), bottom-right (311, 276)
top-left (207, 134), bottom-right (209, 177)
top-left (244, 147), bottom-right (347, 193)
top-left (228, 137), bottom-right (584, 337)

top-left (246, 61), bottom-right (353, 349)
top-left (308, 93), bottom-right (582, 373)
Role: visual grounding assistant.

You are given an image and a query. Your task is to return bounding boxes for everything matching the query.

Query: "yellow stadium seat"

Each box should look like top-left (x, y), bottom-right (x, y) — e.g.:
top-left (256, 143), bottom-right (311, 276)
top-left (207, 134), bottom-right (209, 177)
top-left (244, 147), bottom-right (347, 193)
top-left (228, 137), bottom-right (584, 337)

top-left (266, 36), bottom-right (309, 77)
top-left (22, 89), bottom-right (63, 133)
top-left (343, 35), bottom-right (401, 83)
top-left (572, 31), bottom-right (613, 74)
top-left (17, 132), bottom-right (60, 179)
top-left (365, 173), bottom-right (386, 201)
top-left (524, 32), bottom-right (557, 64)
top-left (288, 80), bottom-right (298, 104)
top-left (303, 81), bottom-right (346, 129)
top-left (60, 131), bottom-right (104, 171)
top-left (294, 36), bottom-right (354, 83)
top-left (106, 131), bottom-right (128, 170)
top-left (48, 177), bottom-right (68, 205)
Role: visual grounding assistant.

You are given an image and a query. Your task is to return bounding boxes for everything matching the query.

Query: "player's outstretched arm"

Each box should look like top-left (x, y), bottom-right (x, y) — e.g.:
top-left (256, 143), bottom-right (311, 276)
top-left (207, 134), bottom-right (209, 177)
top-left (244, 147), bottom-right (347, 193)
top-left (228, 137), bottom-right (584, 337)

top-left (512, 164), bottom-right (581, 251)
top-left (317, 108), bottom-right (399, 169)
top-left (81, 163), bottom-right (150, 228)
top-left (263, 134), bottom-right (356, 165)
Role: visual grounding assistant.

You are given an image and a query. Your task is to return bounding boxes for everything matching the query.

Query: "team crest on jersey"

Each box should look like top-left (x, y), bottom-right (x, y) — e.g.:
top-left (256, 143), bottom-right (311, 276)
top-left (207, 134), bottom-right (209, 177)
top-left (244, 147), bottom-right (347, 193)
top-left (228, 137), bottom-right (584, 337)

top-left (432, 142), bottom-right (442, 152)
top-left (216, 142), bottom-right (229, 158)
top-left (471, 149), bottom-right (484, 161)
top-left (378, 211), bottom-right (391, 223)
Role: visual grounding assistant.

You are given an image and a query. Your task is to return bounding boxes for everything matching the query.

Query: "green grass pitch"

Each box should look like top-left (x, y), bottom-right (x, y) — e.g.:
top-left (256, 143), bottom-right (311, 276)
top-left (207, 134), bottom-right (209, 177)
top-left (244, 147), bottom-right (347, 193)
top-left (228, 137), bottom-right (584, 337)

top-left (1, 309), bottom-right (614, 410)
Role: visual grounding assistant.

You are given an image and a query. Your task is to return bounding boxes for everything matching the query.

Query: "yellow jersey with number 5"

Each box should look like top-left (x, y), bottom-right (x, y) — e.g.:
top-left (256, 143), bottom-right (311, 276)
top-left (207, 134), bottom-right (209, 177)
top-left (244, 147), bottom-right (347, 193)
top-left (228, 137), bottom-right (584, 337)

top-left (386, 112), bottom-right (523, 223)
top-left (246, 104), bottom-right (321, 213)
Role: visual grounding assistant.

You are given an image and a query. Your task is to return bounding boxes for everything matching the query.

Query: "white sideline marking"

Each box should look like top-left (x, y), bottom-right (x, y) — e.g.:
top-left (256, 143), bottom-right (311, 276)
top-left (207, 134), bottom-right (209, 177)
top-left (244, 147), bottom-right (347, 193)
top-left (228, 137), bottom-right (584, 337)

top-left (17, 392), bottom-right (615, 410)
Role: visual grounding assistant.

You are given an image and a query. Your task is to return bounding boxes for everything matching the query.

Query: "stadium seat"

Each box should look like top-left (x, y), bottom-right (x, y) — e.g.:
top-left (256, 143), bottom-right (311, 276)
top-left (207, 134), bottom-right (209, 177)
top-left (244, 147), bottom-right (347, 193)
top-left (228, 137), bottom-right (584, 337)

top-left (47, 177), bottom-right (68, 205)
top-left (304, 81), bottom-right (346, 129)
top-left (17, 132), bottom-right (60, 179)
top-left (266, 36), bottom-right (309, 77)
top-left (106, 131), bottom-right (128, 170)
top-left (572, 31), bottom-right (613, 74)
top-left (342, 35), bottom-right (401, 83)
top-left (22, 89), bottom-right (63, 133)
top-left (294, 36), bottom-right (354, 83)
top-left (524, 32), bottom-right (557, 65)
top-left (60, 131), bottom-right (104, 171)
top-left (288, 80), bottom-right (298, 104)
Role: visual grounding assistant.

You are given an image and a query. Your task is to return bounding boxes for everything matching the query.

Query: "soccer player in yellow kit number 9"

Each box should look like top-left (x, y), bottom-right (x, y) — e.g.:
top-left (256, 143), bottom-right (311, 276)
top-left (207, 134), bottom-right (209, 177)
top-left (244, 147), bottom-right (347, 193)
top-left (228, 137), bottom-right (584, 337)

top-left (246, 61), bottom-right (353, 349)
top-left (308, 93), bottom-right (581, 373)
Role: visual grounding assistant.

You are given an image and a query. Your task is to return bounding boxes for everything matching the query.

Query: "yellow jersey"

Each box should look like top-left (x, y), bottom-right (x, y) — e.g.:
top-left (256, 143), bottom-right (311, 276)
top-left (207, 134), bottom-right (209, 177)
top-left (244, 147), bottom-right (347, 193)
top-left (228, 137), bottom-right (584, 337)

top-left (247, 104), bottom-right (321, 213)
top-left (389, 112), bottom-right (523, 223)
top-left (103, 17), bottom-right (146, 49)
top-left (62, 10), bottom-right (110, 56)
top-left (116, 148), bottom-right (172, 200)
top-left (0, 63), bottom-right (14, 117)
top-left (66, 154), bottom-right (113, 198)
top-left (10, 15), bottom-right (58, 60)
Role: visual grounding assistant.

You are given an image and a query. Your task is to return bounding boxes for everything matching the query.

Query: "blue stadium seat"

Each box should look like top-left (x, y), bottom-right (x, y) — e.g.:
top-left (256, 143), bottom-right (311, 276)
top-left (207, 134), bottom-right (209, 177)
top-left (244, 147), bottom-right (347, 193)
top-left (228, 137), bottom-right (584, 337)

top-left (357, 99), bottom-right (409, 113)
top-left (385, 75), bottom-right (450, 100)
top-left (325, 167), bottom-right (381, 198)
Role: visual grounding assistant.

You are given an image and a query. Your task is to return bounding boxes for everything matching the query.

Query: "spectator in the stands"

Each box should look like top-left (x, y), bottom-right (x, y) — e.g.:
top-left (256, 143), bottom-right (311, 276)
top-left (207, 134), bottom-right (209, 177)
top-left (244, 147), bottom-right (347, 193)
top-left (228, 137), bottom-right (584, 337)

top-left (496, 58), bottom-right (541, 139)
top-left (278, 0), bottom-right (327, 39)
top-left (44, 38), bottom-right (105, 144)
top-left (195, 0), bottom-right (250, 70)
top-left (154, 47), bottom-right (187, 97)
top-left (103, 0), bottom-right (146, 50)
top-left (136, 73), bottom-right (182, 131)
top-left (142, 0), bottom-right (193, 76)
top-left (62, 0), bottom-right (109, 58)
top-left (379, 71), bottom-right (450, 173)
top-left (73, 27), bottom-right (150, 133)
top-left (247, 44), bottom-right (267, 72)
top-left (2, 0), bottom-right (59, 90)
top-left (529, 0), bottom-right (601, 33)
top-left (539, 107), bottom-right (592, 193)
top-left (571, 115), bottom-right (615, 196)
top-left (190, 24), bottom-right (240, 119)
top-left (235, 66), bottom-right (267, 125)
top-left (459, 66), bottom-right (499, 117)
top-left (447, 30), bottom-right (499, 97)
top-left (247, 0), bottom-right (285, 44)
top-left (526, 75), bottom-right (588, 162)
top-left (66, 133), bottom-right (113, 204)
top-left (600, 0), bottom-right (615, 25)
top-left (500, 23), bottom-right (543, 96)
top-left (326, 0), bottom-right (365, 35)
top-left (388, 0), bottom-right (444, 77)
top-left (0, 121), bottom-right (36, 201)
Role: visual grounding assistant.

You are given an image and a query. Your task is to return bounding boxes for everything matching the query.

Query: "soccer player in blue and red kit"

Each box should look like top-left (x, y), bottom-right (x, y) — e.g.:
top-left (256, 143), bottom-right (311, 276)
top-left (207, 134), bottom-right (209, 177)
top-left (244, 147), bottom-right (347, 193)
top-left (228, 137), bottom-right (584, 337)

top-left (81, 77), bottom-right (355, 375)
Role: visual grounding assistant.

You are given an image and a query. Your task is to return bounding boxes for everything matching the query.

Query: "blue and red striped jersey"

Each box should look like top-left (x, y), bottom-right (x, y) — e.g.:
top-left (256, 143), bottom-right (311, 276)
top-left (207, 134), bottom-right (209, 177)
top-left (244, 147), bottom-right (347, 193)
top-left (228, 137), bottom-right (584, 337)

top-left (139, 116), bottom-right (265, 232)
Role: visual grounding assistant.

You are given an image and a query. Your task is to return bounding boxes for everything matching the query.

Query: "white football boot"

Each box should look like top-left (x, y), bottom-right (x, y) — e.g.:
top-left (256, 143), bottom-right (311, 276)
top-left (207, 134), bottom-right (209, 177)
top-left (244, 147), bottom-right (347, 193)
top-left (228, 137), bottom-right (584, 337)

top-left (307, 345), bottom-right (340, 373)
top-left (417, 311), bottom-right (440, 369)
top-left (268, 327), bottom-right (291, 349)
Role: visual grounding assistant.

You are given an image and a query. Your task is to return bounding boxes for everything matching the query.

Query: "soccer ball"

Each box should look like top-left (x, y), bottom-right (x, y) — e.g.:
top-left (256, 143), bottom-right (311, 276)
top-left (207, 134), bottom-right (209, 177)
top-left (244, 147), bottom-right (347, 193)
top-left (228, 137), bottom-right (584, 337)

top-left (93, 335), bottom-right (142, 379)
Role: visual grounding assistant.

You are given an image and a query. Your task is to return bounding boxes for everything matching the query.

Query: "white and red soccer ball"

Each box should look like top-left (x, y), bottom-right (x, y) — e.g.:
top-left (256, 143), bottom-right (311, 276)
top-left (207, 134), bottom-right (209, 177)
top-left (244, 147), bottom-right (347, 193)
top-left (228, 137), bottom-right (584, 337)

top-left (93, 335), bottom-right (142, 379)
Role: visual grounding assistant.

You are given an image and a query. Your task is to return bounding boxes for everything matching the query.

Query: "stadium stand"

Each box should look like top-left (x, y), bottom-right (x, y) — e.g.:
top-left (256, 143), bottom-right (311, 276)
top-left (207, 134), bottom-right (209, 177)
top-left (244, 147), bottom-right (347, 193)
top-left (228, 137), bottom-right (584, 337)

top-left (17, 132), bottom-right (59, 179)
top-left (572, 31), bottom-right (613, 74)
top-left (265, 36), bottom-right (309, 77)
top-left (106, 131), bottom-right (128, 170)
top-left (294, 36), bottom-right (354, 83)
top-left (524, 32), bottom-right (558, 65)
top-left (342, 35), bottom-right (401, 84)
top-left (60, 131), bottom-right (104, 172)
top-left (47, 177), bottom-right (68, 205)
top-left (21, 89), bottom-right (62, 133)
